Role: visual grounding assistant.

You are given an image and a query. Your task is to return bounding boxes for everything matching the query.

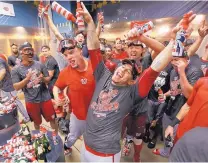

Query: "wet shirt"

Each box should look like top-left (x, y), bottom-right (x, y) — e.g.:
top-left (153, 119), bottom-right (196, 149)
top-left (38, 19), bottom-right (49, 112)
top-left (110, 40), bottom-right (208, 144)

top-left (11, 61), bottom-right (51, 103)
top-left (0, 59), bottom-right (14, 92)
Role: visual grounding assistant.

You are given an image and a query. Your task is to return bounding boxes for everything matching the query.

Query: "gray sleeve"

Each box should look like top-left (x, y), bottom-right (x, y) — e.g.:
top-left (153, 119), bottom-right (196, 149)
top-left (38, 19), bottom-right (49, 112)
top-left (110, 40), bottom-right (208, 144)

top-left (94, 61), bottom-right (110, 81)
top-left (187, 68), bottom-right (203, 86)
top-left (11, 68), bottom-right (21, 84)
top-left (47, 58), bottom-right (57, 71)
top-left (41, 64), bottom-right (49, 77)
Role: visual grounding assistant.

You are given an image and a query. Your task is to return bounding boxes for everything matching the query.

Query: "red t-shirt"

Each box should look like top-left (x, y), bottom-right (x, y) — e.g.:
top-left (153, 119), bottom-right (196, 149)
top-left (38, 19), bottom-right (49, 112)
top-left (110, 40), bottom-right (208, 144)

top-left (55, 61), bottom-right (95, 120)
top-left (112, 51), bottom-right (128, 60)
top-left (176, 77), bottom-right (208, 142)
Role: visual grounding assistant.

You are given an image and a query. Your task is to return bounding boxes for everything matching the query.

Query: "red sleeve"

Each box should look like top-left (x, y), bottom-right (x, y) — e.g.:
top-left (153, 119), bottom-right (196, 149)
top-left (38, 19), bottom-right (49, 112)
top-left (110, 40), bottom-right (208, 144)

top-left (88, 49), bottom-right (102, 72)
top-left (54, 69), bottom-right (68, 90)
top-left (187, 78), bottom-right (202, 106)
top-left (138, 67), bottom-right (159, 98)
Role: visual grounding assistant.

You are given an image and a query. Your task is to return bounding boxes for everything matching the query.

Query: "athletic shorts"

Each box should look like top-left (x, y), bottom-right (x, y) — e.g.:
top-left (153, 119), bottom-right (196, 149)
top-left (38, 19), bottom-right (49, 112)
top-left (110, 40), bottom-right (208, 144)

top-left (26, 100), bottom-right (55, 125)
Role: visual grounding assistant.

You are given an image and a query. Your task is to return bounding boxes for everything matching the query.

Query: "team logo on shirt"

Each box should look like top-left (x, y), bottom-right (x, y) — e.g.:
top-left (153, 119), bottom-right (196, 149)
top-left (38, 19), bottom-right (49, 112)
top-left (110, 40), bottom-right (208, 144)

top-left (90, 89), bottom-right (119, 118)
top-left (26, 68), bottom-right (41, 89)
top-left (80, 78), bottom-right (87, 84)
top-left (154, 71), bottom-right (167, 91)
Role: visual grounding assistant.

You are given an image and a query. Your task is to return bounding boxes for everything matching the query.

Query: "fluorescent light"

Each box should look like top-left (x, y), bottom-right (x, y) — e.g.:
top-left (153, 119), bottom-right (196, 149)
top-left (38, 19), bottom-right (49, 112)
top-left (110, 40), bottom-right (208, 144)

top-left (158, 26), bottom-right (170, 34)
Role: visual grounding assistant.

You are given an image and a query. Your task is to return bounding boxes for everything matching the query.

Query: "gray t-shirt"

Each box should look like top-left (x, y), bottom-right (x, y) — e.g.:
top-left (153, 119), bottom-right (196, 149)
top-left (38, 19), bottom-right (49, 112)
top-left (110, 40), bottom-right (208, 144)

top-left (84, 62), bottom-right (143, 154)
top-left (0, 59), bottom-right (14, 92)
top-left (190, 54), bottom-right (208, 76)
top-left (44, 55), bottom-right (60, 91)
top-left (8, 54), bottom-right (21, 67)
top-left (169, 127), bottom-right (208, 162)
top-left (11, 61), bottom-right (51, 103)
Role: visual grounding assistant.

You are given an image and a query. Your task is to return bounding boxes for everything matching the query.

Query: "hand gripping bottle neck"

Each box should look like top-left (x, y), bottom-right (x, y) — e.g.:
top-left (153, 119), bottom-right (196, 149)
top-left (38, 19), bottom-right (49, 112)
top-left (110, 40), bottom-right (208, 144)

top-left (172, 13), bottom-right (191, 57)
top-left (98, 12), bottom-right (104, 32)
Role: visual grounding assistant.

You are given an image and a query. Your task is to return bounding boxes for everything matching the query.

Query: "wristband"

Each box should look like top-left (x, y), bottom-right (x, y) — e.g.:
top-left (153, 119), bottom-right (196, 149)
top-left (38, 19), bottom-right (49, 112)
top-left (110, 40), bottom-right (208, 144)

top-left (170, 117), bottom-right (180, 127)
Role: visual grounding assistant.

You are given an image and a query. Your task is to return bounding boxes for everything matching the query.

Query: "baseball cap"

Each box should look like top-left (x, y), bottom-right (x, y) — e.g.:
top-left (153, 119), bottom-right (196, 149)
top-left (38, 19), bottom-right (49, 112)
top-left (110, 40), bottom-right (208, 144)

top-left (19, 44), bottom-right (33, 51)
top-left (128, 40), bottom-right (143, 48)
top-left (122, 59), bottom-right (141, 80)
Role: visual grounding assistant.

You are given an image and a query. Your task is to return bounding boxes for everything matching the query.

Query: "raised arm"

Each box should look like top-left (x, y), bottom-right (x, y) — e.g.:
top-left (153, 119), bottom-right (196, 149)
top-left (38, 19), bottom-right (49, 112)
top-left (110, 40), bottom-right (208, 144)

top-left (187, 20), bottom-right (208, 57)
top-left (138, 35), bottom-right (165, 60)
top-left (39, 4), bottom-right (64, 41)
top-left (80, 2), bottom-right (102, 71)
top-left (138, 41), bottom-right (174, 97)
top-left (44, 15), bottom-right (64, 41)
top-left (96, 12), bottom-right (104, 38)
top-left (137, 12), bottom-right (196, 97)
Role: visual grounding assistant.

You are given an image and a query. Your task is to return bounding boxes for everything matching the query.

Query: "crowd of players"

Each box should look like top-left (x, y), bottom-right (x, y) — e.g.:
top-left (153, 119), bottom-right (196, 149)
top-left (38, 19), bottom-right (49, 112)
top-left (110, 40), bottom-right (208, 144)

top-left (0, 2), bottom-right (208, 162)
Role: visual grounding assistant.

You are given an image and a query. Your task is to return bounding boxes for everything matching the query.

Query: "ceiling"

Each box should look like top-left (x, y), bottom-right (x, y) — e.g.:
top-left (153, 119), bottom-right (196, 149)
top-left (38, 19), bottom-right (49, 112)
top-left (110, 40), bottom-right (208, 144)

top-left (100, 14), bottom-right (208, 42)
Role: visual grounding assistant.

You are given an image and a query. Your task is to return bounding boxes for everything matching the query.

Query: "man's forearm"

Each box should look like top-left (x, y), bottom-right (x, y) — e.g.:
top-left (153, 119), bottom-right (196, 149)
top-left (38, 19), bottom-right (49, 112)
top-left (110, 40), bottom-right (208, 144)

top-left (44, 16), bottom-right (64, 41)
top-left (96, 22), bottom-right (101, 38)
top-left (139, 35), bottom-right (165, 54)
top-left (13, 78), bottom-right (29, 91)
top-left (87, 20), bottom-right (100, 50)
top-left (151, 40), bottom-right (174, 72)
top-left (179, 72), bottom-right (193, 98)
top-left (187, 36), bottom-right (204, 57)
top-left (176, 103), bottom-right (190, 121)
